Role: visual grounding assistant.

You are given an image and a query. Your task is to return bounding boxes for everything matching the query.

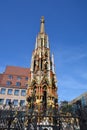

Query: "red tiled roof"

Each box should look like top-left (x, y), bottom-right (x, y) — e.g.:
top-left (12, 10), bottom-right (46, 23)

top-left (0, 74), bottom-right (3, 83)
top-left (4, 66), bottom-right (30, 76)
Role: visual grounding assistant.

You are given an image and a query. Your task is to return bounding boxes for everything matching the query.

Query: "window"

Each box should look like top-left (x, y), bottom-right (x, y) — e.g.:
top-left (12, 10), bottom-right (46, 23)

top-left (8, 75), bottom-right (13, 79)
top-left (6, 81), bottom-right (12, 86)
top-left (13, 100), bottom-right (18, 106)
top-left (7, 89), bottom-right (13, 95)
top-left (6, 99), bottom-right (11, 105)
top-left (0, 99), bottom-right (4, 105)
top-left (25, 77), bottom-right (28, 80)
top-left (17, 76), bottom-right (21, 80)
top-left (0, 88), bottom-right (6, 94)
top-left (20, 100), bottom-right (25, 106)
top-left (14, 90), bottom-right (19, 96)
top-left (16, 82), bottom-right (21, 86)
top-left (21, 90), bottom-right (26, 96)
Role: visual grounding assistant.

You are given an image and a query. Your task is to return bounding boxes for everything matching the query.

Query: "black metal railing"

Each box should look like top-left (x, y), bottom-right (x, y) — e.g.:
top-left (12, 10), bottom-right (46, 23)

top-left (0, 109), bottom-right (80, 130)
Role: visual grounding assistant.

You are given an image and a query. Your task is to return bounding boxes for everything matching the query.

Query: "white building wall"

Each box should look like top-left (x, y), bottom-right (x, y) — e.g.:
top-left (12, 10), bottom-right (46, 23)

top-left (0, 87), bottom-right (27, 107)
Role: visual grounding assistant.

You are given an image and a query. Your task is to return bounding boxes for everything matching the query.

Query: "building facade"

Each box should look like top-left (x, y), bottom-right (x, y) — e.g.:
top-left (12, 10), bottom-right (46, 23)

top-left (0, 66), bottom-right (30, 108)
top-left (70, 92), bottom-right (87, 108)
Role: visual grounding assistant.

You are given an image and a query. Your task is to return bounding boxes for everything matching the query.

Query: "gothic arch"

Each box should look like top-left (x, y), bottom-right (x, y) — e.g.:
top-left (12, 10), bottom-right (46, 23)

top-left (31, 79), bottom-right (38, 91)
top-left (41, 77), bottom-right (49, 86)
top-left (42, 84), bottom-right (47, 91)
top-left (31, 79), bottom-right (37, 85)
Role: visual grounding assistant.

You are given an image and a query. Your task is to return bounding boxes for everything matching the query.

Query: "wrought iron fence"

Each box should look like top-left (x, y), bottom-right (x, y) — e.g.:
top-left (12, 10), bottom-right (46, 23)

top-left (0, 109), bottom-right (81, 130)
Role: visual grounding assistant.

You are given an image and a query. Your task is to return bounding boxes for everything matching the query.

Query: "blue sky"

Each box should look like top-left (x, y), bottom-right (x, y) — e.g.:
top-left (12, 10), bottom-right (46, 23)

top-left (0, 0), bottom-right (87, 102)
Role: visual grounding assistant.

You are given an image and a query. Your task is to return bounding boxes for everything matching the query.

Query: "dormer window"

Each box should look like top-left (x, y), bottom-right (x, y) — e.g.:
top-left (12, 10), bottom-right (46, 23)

top-left (6, 81), bottom-right (12, 86)
top-left (17, 76), bottom-right (21, 80)
top-left (16, 82), bottom-right (21, 86)
top-left (8, 75), bottom-right (13, 79)
top-left (25, 77), bottom-right (28, 81)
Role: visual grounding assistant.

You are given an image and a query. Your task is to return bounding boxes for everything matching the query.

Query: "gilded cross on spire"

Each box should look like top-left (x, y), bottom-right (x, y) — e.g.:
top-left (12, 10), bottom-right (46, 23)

top-left (40, 16), bottom-right (45, 33)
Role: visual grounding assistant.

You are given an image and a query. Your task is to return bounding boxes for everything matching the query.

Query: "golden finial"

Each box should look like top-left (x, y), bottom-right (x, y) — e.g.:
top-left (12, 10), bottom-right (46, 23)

top-left (41, 16), bottom-right (45, 23)
top-left (40, 16), bottom-right (45, 33)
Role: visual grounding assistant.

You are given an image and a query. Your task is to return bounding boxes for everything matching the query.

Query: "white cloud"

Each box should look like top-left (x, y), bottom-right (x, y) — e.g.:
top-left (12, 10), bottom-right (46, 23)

top-left (54, 43), bottom-right (87, 64)
top-left (58, 75), bottom-right (87, 101)
top-left (59, 75), bottom-right (87, 90)
top-left (64, 53), bottom-right (87, 63)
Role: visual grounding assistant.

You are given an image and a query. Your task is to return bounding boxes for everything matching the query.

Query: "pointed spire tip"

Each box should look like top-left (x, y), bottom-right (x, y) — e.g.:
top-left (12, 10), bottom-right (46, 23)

top-left (40, 16), bottom-right (45, 33)
top-left (41, 16), bottom-right (45, 23)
